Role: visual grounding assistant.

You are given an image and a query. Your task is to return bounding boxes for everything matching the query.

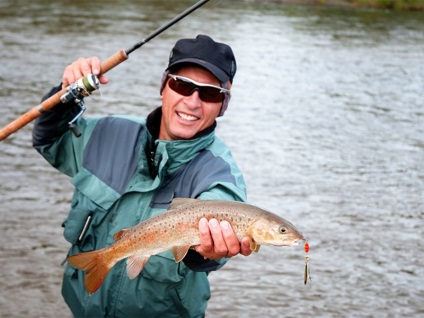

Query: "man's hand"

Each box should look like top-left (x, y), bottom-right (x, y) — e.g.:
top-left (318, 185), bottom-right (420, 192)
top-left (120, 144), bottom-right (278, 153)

top-left (193, 218), bottom-right (253, 260)
top-left (62, 56), bottom-right (109, 89)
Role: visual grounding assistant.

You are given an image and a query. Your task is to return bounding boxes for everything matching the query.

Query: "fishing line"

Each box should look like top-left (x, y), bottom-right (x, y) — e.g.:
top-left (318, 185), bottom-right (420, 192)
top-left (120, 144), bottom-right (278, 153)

top-left (193, 0), bottom-right (227, 24)
top-left (204, 0), bottom-right (225, 10)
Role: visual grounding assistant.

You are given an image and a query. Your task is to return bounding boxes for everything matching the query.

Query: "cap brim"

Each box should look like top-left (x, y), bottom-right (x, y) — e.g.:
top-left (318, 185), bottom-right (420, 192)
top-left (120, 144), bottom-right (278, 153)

top-left (167, 58), bottom-right (229, 83)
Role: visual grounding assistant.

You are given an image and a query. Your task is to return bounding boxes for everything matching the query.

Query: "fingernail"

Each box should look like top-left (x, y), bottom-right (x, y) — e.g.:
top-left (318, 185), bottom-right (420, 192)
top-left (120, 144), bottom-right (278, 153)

top-left (209, 219), bottom-right (219, 228)
top-left (200, 218), bottom-right (208, 227)
top-left (220, 221), bottom-right (229, 229)
top-left (93, 68), bottom-right (99, 75)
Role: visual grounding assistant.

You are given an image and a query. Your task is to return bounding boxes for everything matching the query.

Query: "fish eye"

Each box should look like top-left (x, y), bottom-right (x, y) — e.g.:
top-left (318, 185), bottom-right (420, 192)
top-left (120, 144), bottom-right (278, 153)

top-left (279, 227), bottom-right (287, 234)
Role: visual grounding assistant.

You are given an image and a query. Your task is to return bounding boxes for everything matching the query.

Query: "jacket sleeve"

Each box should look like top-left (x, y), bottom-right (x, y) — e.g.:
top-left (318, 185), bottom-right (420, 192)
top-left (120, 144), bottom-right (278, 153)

top-left (184, 249), bottom-right (227, 272)
top-left (32, 83), bottom-right (89, 177)
top-left (32, 84), bottom-right (81, 147)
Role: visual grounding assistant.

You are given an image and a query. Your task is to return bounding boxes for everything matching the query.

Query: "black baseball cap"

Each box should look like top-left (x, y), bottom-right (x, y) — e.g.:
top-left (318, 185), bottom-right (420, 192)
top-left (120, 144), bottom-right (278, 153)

top-left (166, 34), bottom-right (237, 83)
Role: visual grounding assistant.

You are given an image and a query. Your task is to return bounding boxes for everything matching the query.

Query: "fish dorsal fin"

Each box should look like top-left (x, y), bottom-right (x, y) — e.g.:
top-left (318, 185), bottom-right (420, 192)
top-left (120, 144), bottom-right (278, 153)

top-left (172, 245), bottom-right (191, 263)
top-left (168, 198), bottom-right (199, 210)
top-left (113, 228), bottom-right (130, 241)
top-left (248, 237), bottom-right (261, 253)
top-left (126, 255), bottom-right (150, 279)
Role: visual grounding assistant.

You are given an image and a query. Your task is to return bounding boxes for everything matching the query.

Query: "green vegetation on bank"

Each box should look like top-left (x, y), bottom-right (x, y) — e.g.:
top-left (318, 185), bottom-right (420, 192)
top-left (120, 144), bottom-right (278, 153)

top-left (318, 0), bottom-right (424, 10)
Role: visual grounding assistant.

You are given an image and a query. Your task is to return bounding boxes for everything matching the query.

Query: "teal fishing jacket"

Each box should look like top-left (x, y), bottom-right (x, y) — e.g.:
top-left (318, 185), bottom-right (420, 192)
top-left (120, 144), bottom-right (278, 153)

top-left (32, 85), bottom-right (247, 318)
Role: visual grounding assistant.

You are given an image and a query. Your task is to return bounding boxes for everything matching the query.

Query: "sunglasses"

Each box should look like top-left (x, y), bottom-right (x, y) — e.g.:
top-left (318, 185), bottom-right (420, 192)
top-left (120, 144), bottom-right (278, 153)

top-left (167, 74), bottom-right (230, 103)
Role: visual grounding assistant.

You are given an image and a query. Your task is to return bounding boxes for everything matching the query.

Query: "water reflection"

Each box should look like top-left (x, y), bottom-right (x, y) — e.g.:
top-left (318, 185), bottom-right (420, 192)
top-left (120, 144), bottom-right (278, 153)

top-left (1, 1), bottom-right (423, 317)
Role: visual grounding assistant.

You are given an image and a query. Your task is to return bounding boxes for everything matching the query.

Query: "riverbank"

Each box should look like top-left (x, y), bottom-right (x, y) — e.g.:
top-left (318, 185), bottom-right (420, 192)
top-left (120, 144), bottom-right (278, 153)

top-left (260, 0), bottom-right (424, 10)
top-left (329, 0), bottom-right (424, 10)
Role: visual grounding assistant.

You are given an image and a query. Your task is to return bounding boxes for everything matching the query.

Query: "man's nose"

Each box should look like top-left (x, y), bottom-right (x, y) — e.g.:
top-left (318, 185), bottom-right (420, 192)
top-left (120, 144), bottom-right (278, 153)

top-left (185, 88), bottom-right (202, 107)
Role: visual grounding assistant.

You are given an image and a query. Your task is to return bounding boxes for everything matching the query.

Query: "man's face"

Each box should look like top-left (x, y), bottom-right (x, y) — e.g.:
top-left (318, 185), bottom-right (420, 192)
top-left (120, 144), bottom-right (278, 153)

top-left (159, 66), bottom-right (223, 140)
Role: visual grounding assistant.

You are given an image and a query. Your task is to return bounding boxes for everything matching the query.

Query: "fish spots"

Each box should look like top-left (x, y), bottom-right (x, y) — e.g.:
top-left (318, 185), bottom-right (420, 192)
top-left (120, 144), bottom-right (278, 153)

top-left (176, 222), bottom-right (191, 232)
top-left (143, 231), bottom-right (157, 242)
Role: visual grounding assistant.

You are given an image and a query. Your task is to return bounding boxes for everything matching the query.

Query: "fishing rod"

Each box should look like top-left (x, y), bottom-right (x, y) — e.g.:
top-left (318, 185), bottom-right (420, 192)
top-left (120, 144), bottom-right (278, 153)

top-left (0, 0), bottom-right (210, 141)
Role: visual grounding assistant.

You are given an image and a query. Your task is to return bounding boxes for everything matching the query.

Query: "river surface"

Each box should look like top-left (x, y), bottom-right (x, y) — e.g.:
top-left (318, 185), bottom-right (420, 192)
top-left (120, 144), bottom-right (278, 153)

top-left (1, 0), bottom-right (423, 317)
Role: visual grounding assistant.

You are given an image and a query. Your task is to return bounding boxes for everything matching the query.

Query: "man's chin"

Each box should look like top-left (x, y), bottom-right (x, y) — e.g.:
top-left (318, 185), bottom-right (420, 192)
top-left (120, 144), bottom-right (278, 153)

top-left (169, 127), bottom-right (197, 140)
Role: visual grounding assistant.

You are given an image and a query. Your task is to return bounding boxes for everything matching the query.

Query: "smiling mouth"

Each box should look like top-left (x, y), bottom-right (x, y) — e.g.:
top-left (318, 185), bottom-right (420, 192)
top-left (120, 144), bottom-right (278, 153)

top-left (177, 111), bottom-right (199, 121)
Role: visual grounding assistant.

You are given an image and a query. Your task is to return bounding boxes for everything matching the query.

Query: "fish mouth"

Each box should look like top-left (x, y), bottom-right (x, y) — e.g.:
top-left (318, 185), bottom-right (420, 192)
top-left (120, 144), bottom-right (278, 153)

top-left (271, 237), bottom-right (305, 247)
top-left (290, 238), bottom-right (306, 246)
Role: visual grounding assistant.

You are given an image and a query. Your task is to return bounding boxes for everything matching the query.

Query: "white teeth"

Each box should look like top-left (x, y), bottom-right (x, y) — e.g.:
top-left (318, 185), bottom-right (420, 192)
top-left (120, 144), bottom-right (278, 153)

top-left (178, 112), bottom-right (198, 121)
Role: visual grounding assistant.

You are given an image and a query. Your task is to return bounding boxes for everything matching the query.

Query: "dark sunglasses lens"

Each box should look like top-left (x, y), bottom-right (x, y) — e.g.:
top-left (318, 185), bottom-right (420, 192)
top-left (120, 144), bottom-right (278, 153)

top-left (168, 78), bottom-right (194, 96)
top-left (168, 78), bottom-right (224, 103)
top-left (200, 87), bottom-right (225, 103)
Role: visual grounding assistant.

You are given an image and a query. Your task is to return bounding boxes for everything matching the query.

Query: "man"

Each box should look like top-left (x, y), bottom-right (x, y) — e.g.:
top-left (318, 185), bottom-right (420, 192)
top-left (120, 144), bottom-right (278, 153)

top-left (33, 34), bottom-right (251, 317)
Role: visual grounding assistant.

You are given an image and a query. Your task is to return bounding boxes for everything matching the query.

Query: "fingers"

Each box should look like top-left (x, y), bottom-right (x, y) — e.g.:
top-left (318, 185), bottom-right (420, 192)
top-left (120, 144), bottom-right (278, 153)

top-left (240, 237), bottom-right (253, 257)
top-left (220, 220), bottom-right (241, 257)
top-left (61, 56), bottom-right (108, 88)
top-left (195, 218), bottom-right (248, 260)
top-left (206, 219), bottom-right (231, 259)
top-left (198, 218), bottom-right (213, 255)
top-left (62, 57), bottom-right (92, 88)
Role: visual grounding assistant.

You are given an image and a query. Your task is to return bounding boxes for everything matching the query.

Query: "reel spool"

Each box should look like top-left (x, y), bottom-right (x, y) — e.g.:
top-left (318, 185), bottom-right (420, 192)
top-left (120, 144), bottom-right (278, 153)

top-left (60, 74), bottom-right (100, 137)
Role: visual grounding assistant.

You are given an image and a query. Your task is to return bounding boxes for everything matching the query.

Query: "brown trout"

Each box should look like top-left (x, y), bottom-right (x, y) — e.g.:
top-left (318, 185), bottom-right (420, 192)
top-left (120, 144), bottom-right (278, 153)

top-left (67, 198), bottom-right (304, 294)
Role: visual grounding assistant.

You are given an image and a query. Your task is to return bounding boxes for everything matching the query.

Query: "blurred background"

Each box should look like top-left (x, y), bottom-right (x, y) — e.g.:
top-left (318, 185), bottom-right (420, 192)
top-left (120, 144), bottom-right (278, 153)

top-left (0, 0), bottom-right (423, 317)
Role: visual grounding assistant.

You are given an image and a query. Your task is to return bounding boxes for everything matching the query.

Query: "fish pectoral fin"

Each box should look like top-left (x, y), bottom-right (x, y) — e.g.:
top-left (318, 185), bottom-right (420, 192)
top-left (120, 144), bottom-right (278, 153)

top-left (126, 255), bottom-right (150, 279)
top-left (248, 237), bottom-right (261, 253)
top-left (172, 245), bottom-right (191, 263)
top-left (113, 228), bottom-right (130, 241)
top-left (168, 198), bottom-right (199, 210)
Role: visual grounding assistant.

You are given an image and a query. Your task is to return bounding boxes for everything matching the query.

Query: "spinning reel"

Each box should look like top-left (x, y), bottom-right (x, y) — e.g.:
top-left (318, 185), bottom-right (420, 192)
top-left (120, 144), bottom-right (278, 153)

top-left (60, 74), bottom-right (100, 137)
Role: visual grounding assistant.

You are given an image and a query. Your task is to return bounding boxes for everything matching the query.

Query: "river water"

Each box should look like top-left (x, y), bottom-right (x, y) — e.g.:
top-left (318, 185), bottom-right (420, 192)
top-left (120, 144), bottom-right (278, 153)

top-left (0, 0), bottom-right (423, 317)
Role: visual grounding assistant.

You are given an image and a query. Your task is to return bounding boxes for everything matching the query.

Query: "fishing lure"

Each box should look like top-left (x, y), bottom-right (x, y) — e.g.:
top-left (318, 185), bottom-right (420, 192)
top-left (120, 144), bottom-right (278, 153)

top-left (304, 241), bottom-right (312, 285)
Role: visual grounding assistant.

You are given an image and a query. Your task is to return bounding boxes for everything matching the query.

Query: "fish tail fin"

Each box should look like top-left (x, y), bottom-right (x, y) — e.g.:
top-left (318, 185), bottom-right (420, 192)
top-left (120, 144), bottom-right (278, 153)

top-left (67, 250), bottom-right (116, 294)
